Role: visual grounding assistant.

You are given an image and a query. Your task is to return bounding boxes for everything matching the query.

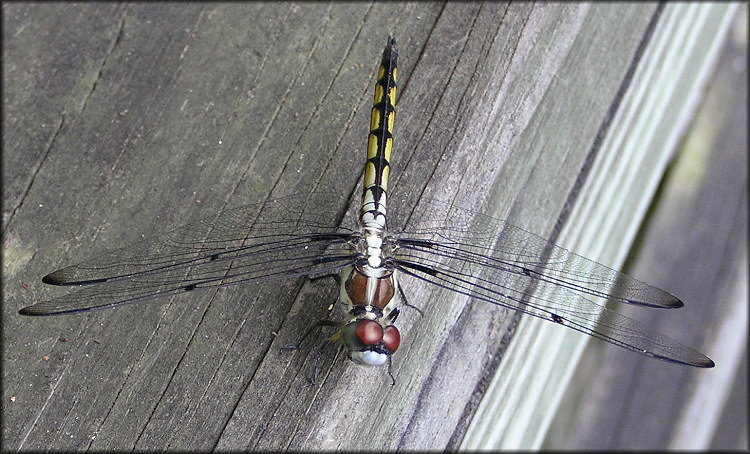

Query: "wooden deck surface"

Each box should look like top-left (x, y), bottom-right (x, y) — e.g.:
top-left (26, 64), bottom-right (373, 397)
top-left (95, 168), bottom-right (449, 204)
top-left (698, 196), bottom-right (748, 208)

top-left (3, 2), bottom-right (745, 450)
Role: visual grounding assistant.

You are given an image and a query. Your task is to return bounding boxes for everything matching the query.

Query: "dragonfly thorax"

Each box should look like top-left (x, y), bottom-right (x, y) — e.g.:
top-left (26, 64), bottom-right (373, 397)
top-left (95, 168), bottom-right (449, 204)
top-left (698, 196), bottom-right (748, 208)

top-left (335, 265), bottom-right (401, 366)
top-left (340, 264), bottom-right (395, 310)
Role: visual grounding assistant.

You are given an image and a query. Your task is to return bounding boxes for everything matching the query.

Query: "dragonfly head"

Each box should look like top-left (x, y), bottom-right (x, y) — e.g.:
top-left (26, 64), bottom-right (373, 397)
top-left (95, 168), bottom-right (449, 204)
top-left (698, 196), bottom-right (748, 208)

top-left (338, 318), bottom-right (400, 366)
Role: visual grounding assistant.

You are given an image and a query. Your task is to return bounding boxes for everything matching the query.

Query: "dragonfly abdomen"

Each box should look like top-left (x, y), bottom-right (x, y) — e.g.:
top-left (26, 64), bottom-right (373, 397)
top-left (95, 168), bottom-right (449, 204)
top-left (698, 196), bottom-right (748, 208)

top-left (360, 36), bottom-right (397, 234)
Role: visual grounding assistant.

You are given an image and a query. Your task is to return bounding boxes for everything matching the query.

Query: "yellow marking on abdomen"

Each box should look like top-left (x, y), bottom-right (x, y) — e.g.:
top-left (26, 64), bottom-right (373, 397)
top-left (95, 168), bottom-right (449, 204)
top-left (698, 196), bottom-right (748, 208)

top-left (367, 134), bottom-right (379, 160)
top-left (365, 162), bottom-right (377, 188)
top-left (370, 108), bottom-right (381, 135)
top-left (374, 84), bottom-right (384, 105)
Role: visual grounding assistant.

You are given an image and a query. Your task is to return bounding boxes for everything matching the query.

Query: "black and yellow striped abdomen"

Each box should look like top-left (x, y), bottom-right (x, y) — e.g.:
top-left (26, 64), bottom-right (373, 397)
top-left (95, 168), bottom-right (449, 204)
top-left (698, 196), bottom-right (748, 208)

top-left (360, 36), bottom-right (398, 232)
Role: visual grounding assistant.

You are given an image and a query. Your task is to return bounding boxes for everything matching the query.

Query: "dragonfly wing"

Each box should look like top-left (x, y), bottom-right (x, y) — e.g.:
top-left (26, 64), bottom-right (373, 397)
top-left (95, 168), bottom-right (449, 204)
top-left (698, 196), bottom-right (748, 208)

top-left (391, 205), bottom-right (713, 367)
top-left (22, 193), bottom-right (356, 315)
top-left (396, 202), bottom-right (682, 308)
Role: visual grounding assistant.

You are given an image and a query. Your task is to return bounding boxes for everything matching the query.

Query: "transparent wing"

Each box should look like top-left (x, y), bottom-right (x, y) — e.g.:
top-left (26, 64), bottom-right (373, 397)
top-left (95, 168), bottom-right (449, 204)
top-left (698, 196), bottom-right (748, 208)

top-left (21, 193), bottom-right (356, 315)
top-left (391, 203), bottom-right (714, 367)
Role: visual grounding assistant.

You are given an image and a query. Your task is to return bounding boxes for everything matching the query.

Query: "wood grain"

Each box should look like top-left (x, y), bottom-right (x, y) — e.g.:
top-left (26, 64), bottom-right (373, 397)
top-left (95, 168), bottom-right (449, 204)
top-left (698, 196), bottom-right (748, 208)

top-left (3, 2), bottom-right (741, 450)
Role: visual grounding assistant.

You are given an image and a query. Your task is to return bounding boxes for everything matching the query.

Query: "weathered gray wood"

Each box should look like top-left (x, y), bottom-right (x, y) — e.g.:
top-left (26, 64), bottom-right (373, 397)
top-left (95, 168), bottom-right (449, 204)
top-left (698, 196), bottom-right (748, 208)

top-left (2, 2), bottom-right (737, 451)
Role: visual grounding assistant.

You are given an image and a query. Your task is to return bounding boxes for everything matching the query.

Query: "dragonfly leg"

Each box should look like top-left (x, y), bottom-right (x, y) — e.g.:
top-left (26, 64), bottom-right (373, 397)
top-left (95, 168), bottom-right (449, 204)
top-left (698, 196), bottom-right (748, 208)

top-left (398, 285), bottom-right (424, 317)
top-left (387, 355), bottom-right (396, 386)
top-left (281, 319), bottom-right (343, 388)
top-left (304, 339), bottom-right (334, 388)
top-left (280, 319), bottom-right (340, 352)
top-left (307, 272), bottom-right (340, 285)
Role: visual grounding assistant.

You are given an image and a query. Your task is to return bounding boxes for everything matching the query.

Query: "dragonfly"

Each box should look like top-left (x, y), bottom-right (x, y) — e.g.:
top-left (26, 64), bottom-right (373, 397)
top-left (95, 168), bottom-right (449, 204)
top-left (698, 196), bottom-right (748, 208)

top-left (20, 36), bottom-right (714, 385)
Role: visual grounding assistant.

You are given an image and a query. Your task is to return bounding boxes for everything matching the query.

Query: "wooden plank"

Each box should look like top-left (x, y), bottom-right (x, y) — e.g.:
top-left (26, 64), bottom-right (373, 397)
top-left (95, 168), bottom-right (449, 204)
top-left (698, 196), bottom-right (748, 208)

top-left (545, 3), bottom-right (747, 449)
top-left (2, 2), bottom-right (730, 451)
top-left (462, 2), bottom-right (742, 449)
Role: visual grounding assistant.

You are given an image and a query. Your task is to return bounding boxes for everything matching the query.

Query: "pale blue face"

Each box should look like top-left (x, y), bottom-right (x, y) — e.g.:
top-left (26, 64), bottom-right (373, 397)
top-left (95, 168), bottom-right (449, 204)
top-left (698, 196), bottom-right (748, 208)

top-left (350, 349), bottom-right (389, 367)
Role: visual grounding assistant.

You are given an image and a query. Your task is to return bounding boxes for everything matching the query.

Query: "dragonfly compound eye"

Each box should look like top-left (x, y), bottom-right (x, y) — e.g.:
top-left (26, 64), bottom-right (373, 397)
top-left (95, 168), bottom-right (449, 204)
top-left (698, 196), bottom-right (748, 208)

top-left (382, 325), bottom-right (400, 353)
top-left (356, 319), bottom-right (383, 345)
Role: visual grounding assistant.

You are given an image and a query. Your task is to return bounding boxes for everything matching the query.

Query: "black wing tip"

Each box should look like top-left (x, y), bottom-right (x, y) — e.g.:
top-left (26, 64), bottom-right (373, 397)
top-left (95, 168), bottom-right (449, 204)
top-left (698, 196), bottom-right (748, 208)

top-left (19, 302), bottom-right (95, 316)
top-left (666, 294), bottom-right (684, 308)
top-left (42, 272), bottom-right (64, 285)
top-left (42, 268), bottom-right (108, 286)
top-left (42, 266), bottom-right (78, 285)
top-left (680, 355), bottom-right (715, 368)
top-left (695, 355), bottom-right (716, 368)
top-left (655, 350), bottom-right (715, 368)
top-left (625, 294), bottom-right (684, 309)
top-left (18, 305), bottom-right (50, 316)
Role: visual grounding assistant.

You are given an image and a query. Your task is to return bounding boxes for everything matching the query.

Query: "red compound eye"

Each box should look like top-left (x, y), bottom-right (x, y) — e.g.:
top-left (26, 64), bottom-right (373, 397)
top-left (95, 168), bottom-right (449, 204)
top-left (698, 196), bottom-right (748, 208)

top-left (356, 320), bottom-right (383, 345)
top-left (382, 326), bottom-right (400, 352)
